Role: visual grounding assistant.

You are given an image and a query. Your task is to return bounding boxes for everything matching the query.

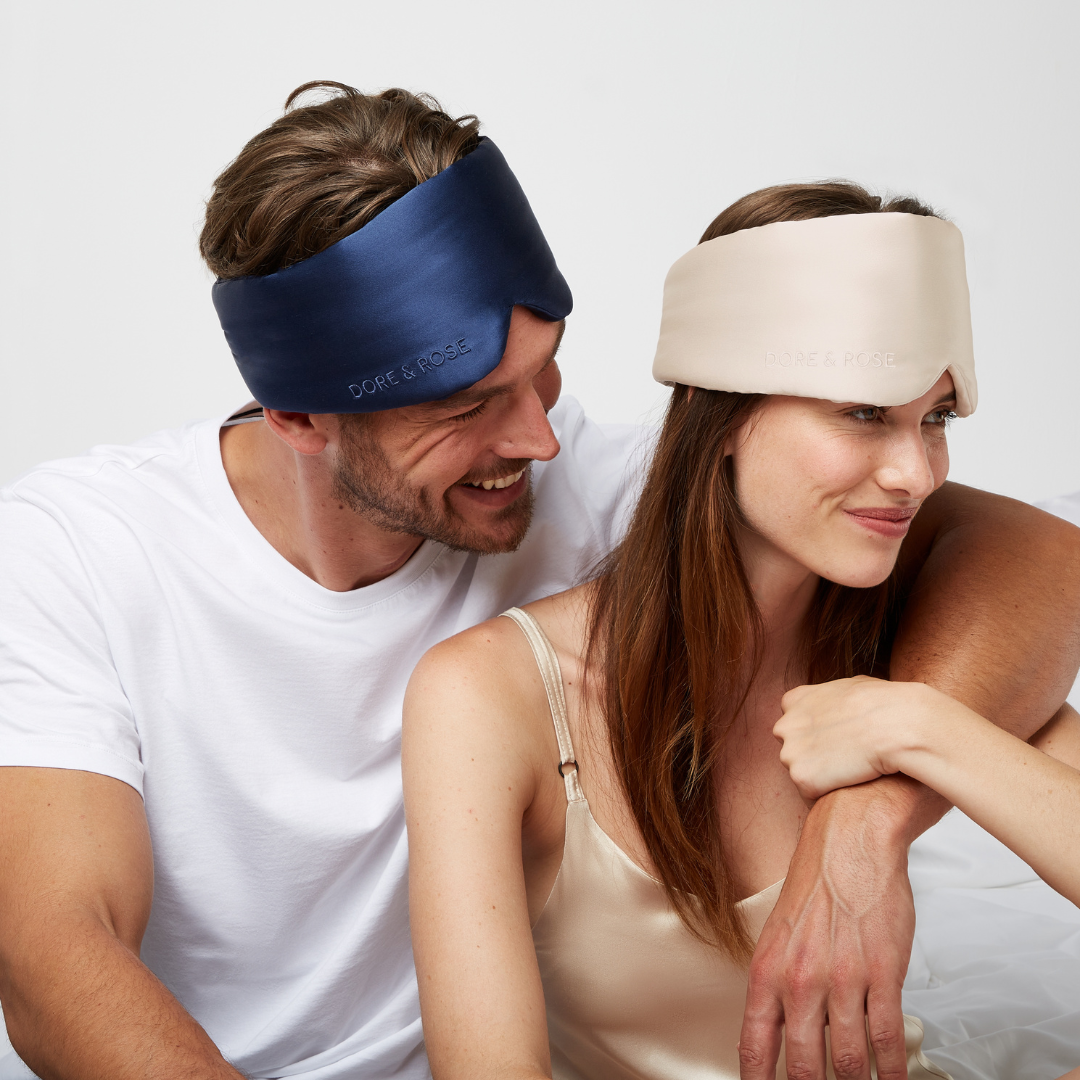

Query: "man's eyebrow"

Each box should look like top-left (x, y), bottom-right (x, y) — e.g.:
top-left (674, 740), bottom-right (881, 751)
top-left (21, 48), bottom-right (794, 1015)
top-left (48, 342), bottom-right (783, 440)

top-left (932, 391), bottom-right (958, 407)
top-left (416, 322), bottom-right (565, 415)
top-left (421, 382), bottom-right (515, 413)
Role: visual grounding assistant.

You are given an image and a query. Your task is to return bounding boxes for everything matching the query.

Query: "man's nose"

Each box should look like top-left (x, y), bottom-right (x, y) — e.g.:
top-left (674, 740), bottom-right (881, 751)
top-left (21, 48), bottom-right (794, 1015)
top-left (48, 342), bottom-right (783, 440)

top-left (491, 387), bottom-right (561, 464)
top-left (874, 429), bottom-right (937, 500)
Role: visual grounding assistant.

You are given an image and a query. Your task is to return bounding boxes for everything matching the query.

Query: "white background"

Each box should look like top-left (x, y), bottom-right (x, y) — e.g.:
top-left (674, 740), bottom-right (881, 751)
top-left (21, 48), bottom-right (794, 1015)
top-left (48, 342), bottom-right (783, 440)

top-left (1, 0), bottom-right (1077, 502)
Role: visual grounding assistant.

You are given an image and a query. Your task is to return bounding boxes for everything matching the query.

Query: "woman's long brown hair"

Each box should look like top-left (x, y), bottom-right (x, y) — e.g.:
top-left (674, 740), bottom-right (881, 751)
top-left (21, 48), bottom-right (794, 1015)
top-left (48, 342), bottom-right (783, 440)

top-left (586, 181), bottom-right (934, 959)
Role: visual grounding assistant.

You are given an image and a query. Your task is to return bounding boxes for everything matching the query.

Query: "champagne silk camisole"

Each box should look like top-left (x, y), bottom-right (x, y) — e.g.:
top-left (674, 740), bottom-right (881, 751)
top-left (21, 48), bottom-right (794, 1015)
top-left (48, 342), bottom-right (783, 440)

top-left (501, 608), bottom-right (951, 1080)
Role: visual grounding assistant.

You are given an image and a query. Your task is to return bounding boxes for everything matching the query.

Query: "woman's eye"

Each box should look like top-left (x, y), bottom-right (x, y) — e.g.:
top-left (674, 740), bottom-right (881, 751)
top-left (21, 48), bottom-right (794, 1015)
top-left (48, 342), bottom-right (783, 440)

top-left (848, 407), bottom-right (881, 423)
top-left (924, 408), bottom-right (957, 426)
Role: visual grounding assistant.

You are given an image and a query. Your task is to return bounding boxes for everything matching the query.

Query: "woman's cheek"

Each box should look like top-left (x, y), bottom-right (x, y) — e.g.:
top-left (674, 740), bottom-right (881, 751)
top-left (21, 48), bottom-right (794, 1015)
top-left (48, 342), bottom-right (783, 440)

top-left (731, 450), bottom-right (800, 541)
top-left (803, 440), bottom-right (872, 500)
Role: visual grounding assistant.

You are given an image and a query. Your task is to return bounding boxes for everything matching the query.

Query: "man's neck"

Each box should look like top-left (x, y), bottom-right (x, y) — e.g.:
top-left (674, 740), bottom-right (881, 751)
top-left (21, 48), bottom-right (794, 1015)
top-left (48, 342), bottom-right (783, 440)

top-left (220, 419), bottom-right (423, 592)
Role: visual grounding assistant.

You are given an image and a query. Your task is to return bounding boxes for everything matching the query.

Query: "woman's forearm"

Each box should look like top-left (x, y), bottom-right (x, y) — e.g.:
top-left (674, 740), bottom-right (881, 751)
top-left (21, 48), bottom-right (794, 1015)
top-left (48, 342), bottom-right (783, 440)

top-left (777, 682), bottom-right (1080, 905)
top-left (894, 695), bottom-right (1080, 906)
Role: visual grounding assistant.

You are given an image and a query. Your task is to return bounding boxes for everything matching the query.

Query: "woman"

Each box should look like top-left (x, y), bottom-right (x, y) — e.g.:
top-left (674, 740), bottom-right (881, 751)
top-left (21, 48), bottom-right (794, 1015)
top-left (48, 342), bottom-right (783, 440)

top-left (402, 182), bottom-right (969, 1080)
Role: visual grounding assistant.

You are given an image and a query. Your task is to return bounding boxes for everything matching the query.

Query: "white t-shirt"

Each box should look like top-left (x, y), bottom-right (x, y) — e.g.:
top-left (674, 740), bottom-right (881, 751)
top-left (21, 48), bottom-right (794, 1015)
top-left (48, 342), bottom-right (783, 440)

top-left (0, 397), bottom-right (647, 1080)
top-left (1035, 488), bottom-right (1080, 708)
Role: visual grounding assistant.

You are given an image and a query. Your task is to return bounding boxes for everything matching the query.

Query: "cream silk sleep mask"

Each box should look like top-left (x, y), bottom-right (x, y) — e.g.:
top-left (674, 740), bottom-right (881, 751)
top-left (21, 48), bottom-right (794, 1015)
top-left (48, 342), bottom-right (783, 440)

top-left (652, 212), bottom-right (977, 416)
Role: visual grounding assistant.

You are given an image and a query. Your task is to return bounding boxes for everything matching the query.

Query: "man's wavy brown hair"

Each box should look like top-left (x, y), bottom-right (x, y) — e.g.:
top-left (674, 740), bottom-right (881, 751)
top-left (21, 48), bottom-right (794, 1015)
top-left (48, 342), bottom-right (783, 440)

top-left (587, 181), bottom-right (937, 960)
top-left (200, 81), bottom-right (480, 280)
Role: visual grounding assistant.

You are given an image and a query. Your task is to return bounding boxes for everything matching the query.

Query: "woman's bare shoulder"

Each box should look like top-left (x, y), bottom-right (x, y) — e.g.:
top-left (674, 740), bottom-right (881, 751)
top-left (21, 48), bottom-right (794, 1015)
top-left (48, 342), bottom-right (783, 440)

top-left (401, 593), bottom-right (594, 814)
top-left (412, 583), bottom-right (593, 681)
top-left (416, 597), bottom-right (544, 666)
top-left (404, 584), bottom-right (593, 758)
top-left (518, 582), bottom-right (595, 658)
top-left (406, 612), bottom-right (539, 715)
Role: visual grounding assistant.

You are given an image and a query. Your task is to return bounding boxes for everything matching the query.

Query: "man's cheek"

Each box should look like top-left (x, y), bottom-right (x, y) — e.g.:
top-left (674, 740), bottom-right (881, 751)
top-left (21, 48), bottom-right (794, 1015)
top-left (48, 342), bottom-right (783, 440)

top-left (399, 443), bottom-right (469, 489)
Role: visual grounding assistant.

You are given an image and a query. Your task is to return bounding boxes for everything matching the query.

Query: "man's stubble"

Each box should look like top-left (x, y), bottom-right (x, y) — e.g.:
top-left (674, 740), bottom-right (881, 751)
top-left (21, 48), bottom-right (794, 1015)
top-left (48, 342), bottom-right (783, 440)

top-left (331, 419), bottom-right (535, 555)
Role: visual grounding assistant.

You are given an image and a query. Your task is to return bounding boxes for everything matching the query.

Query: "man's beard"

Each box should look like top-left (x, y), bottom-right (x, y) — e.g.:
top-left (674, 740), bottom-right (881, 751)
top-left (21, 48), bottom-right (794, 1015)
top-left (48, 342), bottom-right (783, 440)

top-left (331, 421), bottom-right (535, 555)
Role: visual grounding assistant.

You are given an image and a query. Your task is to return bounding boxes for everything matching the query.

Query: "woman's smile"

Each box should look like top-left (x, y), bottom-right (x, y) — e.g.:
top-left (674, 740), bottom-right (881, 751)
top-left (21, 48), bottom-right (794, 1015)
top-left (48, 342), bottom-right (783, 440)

top-left (841, 504), bottom-right (920, 539)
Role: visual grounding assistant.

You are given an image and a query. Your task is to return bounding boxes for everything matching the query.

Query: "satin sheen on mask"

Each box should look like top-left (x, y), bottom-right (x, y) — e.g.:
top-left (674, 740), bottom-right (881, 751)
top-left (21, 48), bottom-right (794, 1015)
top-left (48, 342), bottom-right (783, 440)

top-left (212, 138), bottom-right (573, 414)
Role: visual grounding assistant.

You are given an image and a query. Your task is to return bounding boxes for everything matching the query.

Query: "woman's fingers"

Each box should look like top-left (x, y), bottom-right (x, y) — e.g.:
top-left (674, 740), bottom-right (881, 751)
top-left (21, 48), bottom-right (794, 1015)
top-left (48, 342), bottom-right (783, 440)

top-left (774, 683), bottom-right (888, 797)
top-left (779, 682), bottom-right (818, 710)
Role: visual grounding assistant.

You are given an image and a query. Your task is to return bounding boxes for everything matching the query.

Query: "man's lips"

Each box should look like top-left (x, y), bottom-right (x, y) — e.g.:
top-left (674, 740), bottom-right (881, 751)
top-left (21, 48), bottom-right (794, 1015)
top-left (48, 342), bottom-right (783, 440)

top-left (460, 468), bottom-right (526, 492)
top-left (842, 506), bottom-right (919, 538)
top-left (453, 469), bottom-right (528, 508)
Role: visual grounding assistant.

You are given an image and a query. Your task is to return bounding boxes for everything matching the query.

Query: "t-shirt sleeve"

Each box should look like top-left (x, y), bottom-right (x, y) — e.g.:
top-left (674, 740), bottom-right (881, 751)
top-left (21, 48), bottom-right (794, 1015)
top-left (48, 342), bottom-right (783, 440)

top-left (0, 492), bottom-right (143, 793)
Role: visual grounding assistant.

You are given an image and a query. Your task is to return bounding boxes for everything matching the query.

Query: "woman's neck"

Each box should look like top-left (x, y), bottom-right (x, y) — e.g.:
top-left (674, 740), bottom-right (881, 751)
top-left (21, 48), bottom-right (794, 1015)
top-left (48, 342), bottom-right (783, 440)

top-left (736, 526), bottom-right (819, 669)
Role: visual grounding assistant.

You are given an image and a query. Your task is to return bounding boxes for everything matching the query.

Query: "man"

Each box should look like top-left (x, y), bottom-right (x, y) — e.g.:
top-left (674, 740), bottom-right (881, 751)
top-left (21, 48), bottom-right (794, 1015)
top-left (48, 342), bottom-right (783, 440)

top-left (0, 81), bottom-right (1076, 1080)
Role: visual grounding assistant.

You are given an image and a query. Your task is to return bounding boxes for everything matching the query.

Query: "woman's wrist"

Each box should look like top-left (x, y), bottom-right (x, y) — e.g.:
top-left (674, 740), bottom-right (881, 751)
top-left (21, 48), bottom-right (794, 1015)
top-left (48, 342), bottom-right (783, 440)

top-left (886, 684), bottom-right (979, 790)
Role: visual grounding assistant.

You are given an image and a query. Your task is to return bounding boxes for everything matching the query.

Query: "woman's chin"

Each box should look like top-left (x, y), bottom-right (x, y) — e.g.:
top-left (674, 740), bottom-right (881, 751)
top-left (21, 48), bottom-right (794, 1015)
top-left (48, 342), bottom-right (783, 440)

top-left (816, 551), bottom-right (900, 590)
top-left (825, 571), bottom-right (895, 590)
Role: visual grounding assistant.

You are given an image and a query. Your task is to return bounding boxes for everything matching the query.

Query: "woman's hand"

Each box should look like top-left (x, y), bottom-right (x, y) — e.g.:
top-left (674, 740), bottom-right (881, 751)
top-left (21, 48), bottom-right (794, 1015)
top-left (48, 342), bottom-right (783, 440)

top-left (773, 676), bottom-right (946, 800)
top-left (775, 680), bottom-right (1080, 911)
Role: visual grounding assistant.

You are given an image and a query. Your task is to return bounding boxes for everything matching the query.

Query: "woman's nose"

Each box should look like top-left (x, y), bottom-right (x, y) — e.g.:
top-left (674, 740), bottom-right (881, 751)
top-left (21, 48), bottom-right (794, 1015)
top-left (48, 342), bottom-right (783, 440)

top-left (874, 429), bottom-right (938, 500)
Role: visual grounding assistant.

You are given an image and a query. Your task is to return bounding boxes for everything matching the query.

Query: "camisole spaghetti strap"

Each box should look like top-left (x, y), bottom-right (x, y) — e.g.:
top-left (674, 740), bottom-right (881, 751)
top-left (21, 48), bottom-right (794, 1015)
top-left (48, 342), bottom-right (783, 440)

top-left (500, 606), bottom-right (951, 1080)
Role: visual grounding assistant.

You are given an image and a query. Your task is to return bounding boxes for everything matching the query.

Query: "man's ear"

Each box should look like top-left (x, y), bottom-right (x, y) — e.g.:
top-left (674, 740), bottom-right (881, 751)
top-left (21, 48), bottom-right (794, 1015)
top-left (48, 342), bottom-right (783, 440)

top-left (263, 409), bottom-right (332, 456)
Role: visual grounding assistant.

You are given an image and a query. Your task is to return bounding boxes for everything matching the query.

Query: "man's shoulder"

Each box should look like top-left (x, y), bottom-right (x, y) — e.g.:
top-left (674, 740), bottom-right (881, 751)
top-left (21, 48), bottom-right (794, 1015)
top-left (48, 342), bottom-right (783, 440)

top-left (3, 417), bottom-right (218, 518)
top-left (0, 418), bottom-right (227, 568)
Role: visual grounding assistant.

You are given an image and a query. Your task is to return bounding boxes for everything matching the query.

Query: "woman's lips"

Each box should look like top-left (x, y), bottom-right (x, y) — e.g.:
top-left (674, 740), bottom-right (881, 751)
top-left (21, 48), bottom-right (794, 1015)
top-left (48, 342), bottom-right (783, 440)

top-left (842, 506), bottom-right (918, 539)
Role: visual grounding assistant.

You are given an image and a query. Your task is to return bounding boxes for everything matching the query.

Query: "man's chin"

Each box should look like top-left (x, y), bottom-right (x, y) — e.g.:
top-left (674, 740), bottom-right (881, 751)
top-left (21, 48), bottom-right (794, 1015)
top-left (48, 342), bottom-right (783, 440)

top-left (435, 488), bottom-right (534, 555)
top-left (439, 510), bottom-right (533, 555)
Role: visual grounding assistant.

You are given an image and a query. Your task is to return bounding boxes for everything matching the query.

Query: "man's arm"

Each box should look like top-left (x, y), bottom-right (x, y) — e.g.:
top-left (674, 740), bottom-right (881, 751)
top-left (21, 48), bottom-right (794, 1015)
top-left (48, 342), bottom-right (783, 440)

top-left (0, 767), bottom-right (244, 1080)
top-left (739, 483), bottom-right (1080, 1080)
top-left (890, 482), bottom-right (1080, 721)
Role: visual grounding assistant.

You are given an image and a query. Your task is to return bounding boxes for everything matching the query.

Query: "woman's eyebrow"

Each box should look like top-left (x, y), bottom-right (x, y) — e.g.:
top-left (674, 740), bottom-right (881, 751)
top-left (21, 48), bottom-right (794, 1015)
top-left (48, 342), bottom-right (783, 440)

top-left (843, 389), bottom-right (957, 414)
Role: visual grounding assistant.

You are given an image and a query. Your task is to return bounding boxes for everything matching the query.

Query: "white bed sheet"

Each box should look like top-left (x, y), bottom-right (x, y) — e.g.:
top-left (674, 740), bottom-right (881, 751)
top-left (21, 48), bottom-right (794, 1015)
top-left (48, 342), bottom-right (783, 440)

top-left (904, 809), bottom-right (1080, 1079)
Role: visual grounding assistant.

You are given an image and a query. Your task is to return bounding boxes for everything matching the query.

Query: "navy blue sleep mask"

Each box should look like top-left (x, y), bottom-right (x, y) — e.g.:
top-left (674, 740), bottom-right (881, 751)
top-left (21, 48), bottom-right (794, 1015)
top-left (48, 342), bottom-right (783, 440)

top-left (211, 137), bottom-right (572, 414)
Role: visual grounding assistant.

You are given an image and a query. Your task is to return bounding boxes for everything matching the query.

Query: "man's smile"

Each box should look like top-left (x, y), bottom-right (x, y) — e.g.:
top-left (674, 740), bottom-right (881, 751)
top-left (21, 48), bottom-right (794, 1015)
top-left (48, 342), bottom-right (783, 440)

top-left (454, 468), bottom-right (529, 507)
top-left (461, 469), bottom-right (526, 491)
